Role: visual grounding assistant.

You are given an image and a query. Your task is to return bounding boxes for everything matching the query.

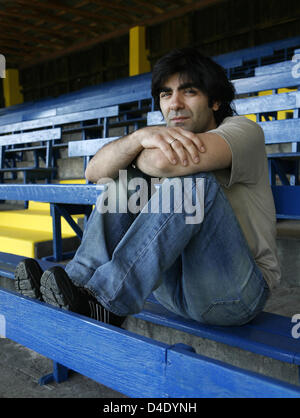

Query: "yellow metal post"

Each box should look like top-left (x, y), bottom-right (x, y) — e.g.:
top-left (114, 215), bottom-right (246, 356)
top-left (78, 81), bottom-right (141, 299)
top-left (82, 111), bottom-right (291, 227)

top-left (3, 69), bottom-right (23, 107)
top-left (129, 26), bottom-right (150, 76)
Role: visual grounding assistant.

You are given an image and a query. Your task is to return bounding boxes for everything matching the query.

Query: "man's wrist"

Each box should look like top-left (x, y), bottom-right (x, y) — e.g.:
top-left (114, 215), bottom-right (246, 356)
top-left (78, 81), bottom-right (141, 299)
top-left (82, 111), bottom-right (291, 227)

top-left (128, 130), bottom-right (144, 157)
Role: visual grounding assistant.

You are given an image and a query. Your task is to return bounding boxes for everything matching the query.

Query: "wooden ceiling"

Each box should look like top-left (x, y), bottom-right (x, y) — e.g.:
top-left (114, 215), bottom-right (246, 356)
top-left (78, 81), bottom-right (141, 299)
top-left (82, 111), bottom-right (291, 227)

top-left (0, 0), bottom-right (225, 69)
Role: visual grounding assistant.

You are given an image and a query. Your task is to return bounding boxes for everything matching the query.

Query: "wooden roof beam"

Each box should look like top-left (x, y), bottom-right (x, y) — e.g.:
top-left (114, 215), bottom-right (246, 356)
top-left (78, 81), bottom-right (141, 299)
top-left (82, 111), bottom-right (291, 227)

top-left (89, 0), bottom-right (156, 18)
top-left (20, 0), bottom-right (227, 68)
top-left (0, 18), bottom-right (74, 42)
top-left (87, 2), bottom-right (142, 23)
top-left (0, 30), bottom-right (65, 49)
top-left (14, 1), bottom-right (107, 34)
top-left (131, 0), bottom-right (165, 14)
top-left (21, 0), bottom-right (132, 25)
top-left (0, 37), bottom-right (58, 53)
top-left (0, 45), bottom-right (31, 57)
top-left (138, 0), bottom-right (227, 27)
top-left (0, 38), bottom-right (36, 51)
top-left (0, 9), bottom-right (80, 40)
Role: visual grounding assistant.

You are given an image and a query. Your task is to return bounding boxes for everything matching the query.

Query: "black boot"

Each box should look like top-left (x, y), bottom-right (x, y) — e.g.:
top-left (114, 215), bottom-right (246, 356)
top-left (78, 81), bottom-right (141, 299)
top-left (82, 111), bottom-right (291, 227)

top-left (14, 258), bottom-right (43, 300)
top-left (40, 266), bottom-right (126, 327)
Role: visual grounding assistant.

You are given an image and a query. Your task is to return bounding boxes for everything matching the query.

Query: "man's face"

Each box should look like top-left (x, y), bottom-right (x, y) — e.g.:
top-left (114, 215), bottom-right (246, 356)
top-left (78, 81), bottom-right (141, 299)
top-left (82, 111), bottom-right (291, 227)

top-left (159, 73), bottom-right (219, 133)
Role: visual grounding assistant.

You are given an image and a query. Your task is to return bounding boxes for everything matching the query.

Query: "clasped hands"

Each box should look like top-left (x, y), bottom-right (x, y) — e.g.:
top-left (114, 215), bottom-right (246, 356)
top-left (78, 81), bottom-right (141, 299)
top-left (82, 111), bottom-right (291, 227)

top-left (135, 126), bottom-right (205, 167)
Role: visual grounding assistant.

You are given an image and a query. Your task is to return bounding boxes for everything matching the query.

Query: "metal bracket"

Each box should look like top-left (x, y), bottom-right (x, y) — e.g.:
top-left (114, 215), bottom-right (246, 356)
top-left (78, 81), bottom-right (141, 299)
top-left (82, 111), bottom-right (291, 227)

top-left (50, 203), bottom-right (92, 261)
top-left (39, 361), bottom-right (69, 386)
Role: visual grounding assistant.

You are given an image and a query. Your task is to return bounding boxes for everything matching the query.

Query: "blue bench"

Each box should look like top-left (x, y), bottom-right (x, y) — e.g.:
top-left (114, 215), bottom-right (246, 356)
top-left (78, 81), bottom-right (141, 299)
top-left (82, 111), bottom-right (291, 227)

top-left (0, 93), bottom-right (151, 140)
top-left (68, 136), bottom-right (120, 171)
top-left (0, 73), bottom-right (153, 133)
top-left (1, 54), bottom-right (300, 397)
top-left (0, 136), bottom-right (120, 264)
top-left (0, 105), bottom-right (119, 186)
top-left (2, 37), bottom-right (299, 132)
top-left (0, 128), bottom-right (60, 184)
top-left (0, 183), bottom-right (104, 262)
top-left (0, 76), bottom-right (154, 177)
top-left (0, 251), bottom-right (63, 280)
top-left (214, 36), bottom-right (300, 78)
top-left (224, 56), bottom-right (300, 221)
top-left (0, 235), bottom-right (300, 396)
top-left (1, 285), bottom-right (300, 397)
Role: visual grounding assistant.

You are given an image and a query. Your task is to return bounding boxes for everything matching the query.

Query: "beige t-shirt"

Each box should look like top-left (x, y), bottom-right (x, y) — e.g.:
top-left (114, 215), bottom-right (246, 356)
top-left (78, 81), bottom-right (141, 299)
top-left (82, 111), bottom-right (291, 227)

top-left (209, 116), bottom-right (281, 290)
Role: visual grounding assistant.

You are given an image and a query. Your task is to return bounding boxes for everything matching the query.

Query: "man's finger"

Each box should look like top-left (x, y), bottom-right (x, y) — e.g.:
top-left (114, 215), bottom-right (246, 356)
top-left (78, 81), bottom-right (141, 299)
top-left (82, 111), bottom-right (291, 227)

top-left (169, 139), bottom-right (189, 166)
top-left (157, 137), bottom-right (179, 165)
top-left (168, 129), bottom-right (201, 164)
top-left (175, 128), bottom-right (206, 153)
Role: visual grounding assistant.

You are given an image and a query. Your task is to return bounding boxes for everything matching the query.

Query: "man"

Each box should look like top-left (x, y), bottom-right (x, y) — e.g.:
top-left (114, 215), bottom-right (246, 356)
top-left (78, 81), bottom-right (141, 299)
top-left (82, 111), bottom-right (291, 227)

top-left (15, 48), bottom-right (280, 327)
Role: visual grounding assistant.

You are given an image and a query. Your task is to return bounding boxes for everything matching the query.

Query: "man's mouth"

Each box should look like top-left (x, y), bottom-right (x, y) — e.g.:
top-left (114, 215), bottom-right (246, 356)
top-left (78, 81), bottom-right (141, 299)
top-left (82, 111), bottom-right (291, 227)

top-left (171, 116), bottom-right (189, 122)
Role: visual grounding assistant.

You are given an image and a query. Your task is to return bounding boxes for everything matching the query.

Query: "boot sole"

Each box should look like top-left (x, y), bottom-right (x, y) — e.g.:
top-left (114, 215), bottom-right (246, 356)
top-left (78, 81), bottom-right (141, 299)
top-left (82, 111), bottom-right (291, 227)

top-left (39, 266), bottom-right (125, 325)
top-left (40, 267), bottom-right (75, 310)
top-left (14, 259), bottom-right (43, 300)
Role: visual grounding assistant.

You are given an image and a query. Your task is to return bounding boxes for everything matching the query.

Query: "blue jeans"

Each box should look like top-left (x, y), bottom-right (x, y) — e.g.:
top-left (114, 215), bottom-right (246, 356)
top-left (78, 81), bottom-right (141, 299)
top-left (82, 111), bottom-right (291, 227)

top-left (66, 169), bottom-right (269, 326)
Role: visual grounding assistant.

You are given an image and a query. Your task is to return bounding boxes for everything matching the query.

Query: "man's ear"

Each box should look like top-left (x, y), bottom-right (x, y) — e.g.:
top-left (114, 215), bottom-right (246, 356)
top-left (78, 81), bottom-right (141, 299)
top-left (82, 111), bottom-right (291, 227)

top-left (212, 101), bottom-right (221, 111)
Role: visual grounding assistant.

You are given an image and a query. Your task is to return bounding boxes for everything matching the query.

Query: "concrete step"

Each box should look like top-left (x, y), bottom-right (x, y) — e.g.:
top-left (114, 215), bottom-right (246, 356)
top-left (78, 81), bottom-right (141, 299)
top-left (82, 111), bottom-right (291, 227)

top-left (276, 220), bottom-right (300, 287)
top-left (57, 158), bottom-right (84, 180)
top-left (277, 237), bottom-right (300, 287)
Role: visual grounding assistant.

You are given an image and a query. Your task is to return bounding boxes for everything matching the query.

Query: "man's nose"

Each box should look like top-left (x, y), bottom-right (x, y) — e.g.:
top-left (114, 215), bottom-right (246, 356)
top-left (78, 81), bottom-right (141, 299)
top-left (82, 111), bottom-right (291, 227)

top-left (169, 92), bottom-right (184, 110)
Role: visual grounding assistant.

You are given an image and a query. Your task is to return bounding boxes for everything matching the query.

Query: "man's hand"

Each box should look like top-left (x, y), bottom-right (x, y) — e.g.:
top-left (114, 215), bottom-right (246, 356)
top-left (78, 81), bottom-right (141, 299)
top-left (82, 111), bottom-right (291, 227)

top-left (132, 126), bottom-right (206, 167)
top-left (136, 131), bottom-right (232, 178)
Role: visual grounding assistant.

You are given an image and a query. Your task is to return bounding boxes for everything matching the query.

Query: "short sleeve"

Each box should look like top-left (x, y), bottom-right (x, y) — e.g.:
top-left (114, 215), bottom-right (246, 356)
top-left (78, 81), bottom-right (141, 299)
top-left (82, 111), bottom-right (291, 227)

top-left (208, 116), bottom-right (266, 186)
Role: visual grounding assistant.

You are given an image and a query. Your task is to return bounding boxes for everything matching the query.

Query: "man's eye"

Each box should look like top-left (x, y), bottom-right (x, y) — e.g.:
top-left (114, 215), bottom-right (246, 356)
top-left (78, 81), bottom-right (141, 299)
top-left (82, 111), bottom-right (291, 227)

top-left (160, 91), bottom-right (171, 98)
top-left (185, 88), bottom-right (196, 94)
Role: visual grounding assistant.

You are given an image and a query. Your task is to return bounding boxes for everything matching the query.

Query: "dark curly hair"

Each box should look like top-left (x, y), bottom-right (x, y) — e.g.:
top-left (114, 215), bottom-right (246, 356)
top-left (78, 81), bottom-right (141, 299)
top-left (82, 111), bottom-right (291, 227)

top-left (151, 47), bottom-right (236, 126)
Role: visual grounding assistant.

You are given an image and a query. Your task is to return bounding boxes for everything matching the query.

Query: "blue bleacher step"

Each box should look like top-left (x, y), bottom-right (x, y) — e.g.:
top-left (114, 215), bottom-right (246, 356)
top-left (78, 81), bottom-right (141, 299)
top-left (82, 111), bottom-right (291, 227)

top-left (125, 291), bottom-right (300, 388)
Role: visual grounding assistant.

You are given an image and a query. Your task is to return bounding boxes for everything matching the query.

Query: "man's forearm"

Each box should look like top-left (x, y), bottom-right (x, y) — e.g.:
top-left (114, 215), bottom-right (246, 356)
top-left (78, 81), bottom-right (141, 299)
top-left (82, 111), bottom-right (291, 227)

top-left (85, 132), bottom-right (143, 183)
top-left (85, 125), bottom-right (212, 182)
top-left (135, 148), bottom-right (170, 177)
top-left (136, 132), bottom-right (232, 178)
